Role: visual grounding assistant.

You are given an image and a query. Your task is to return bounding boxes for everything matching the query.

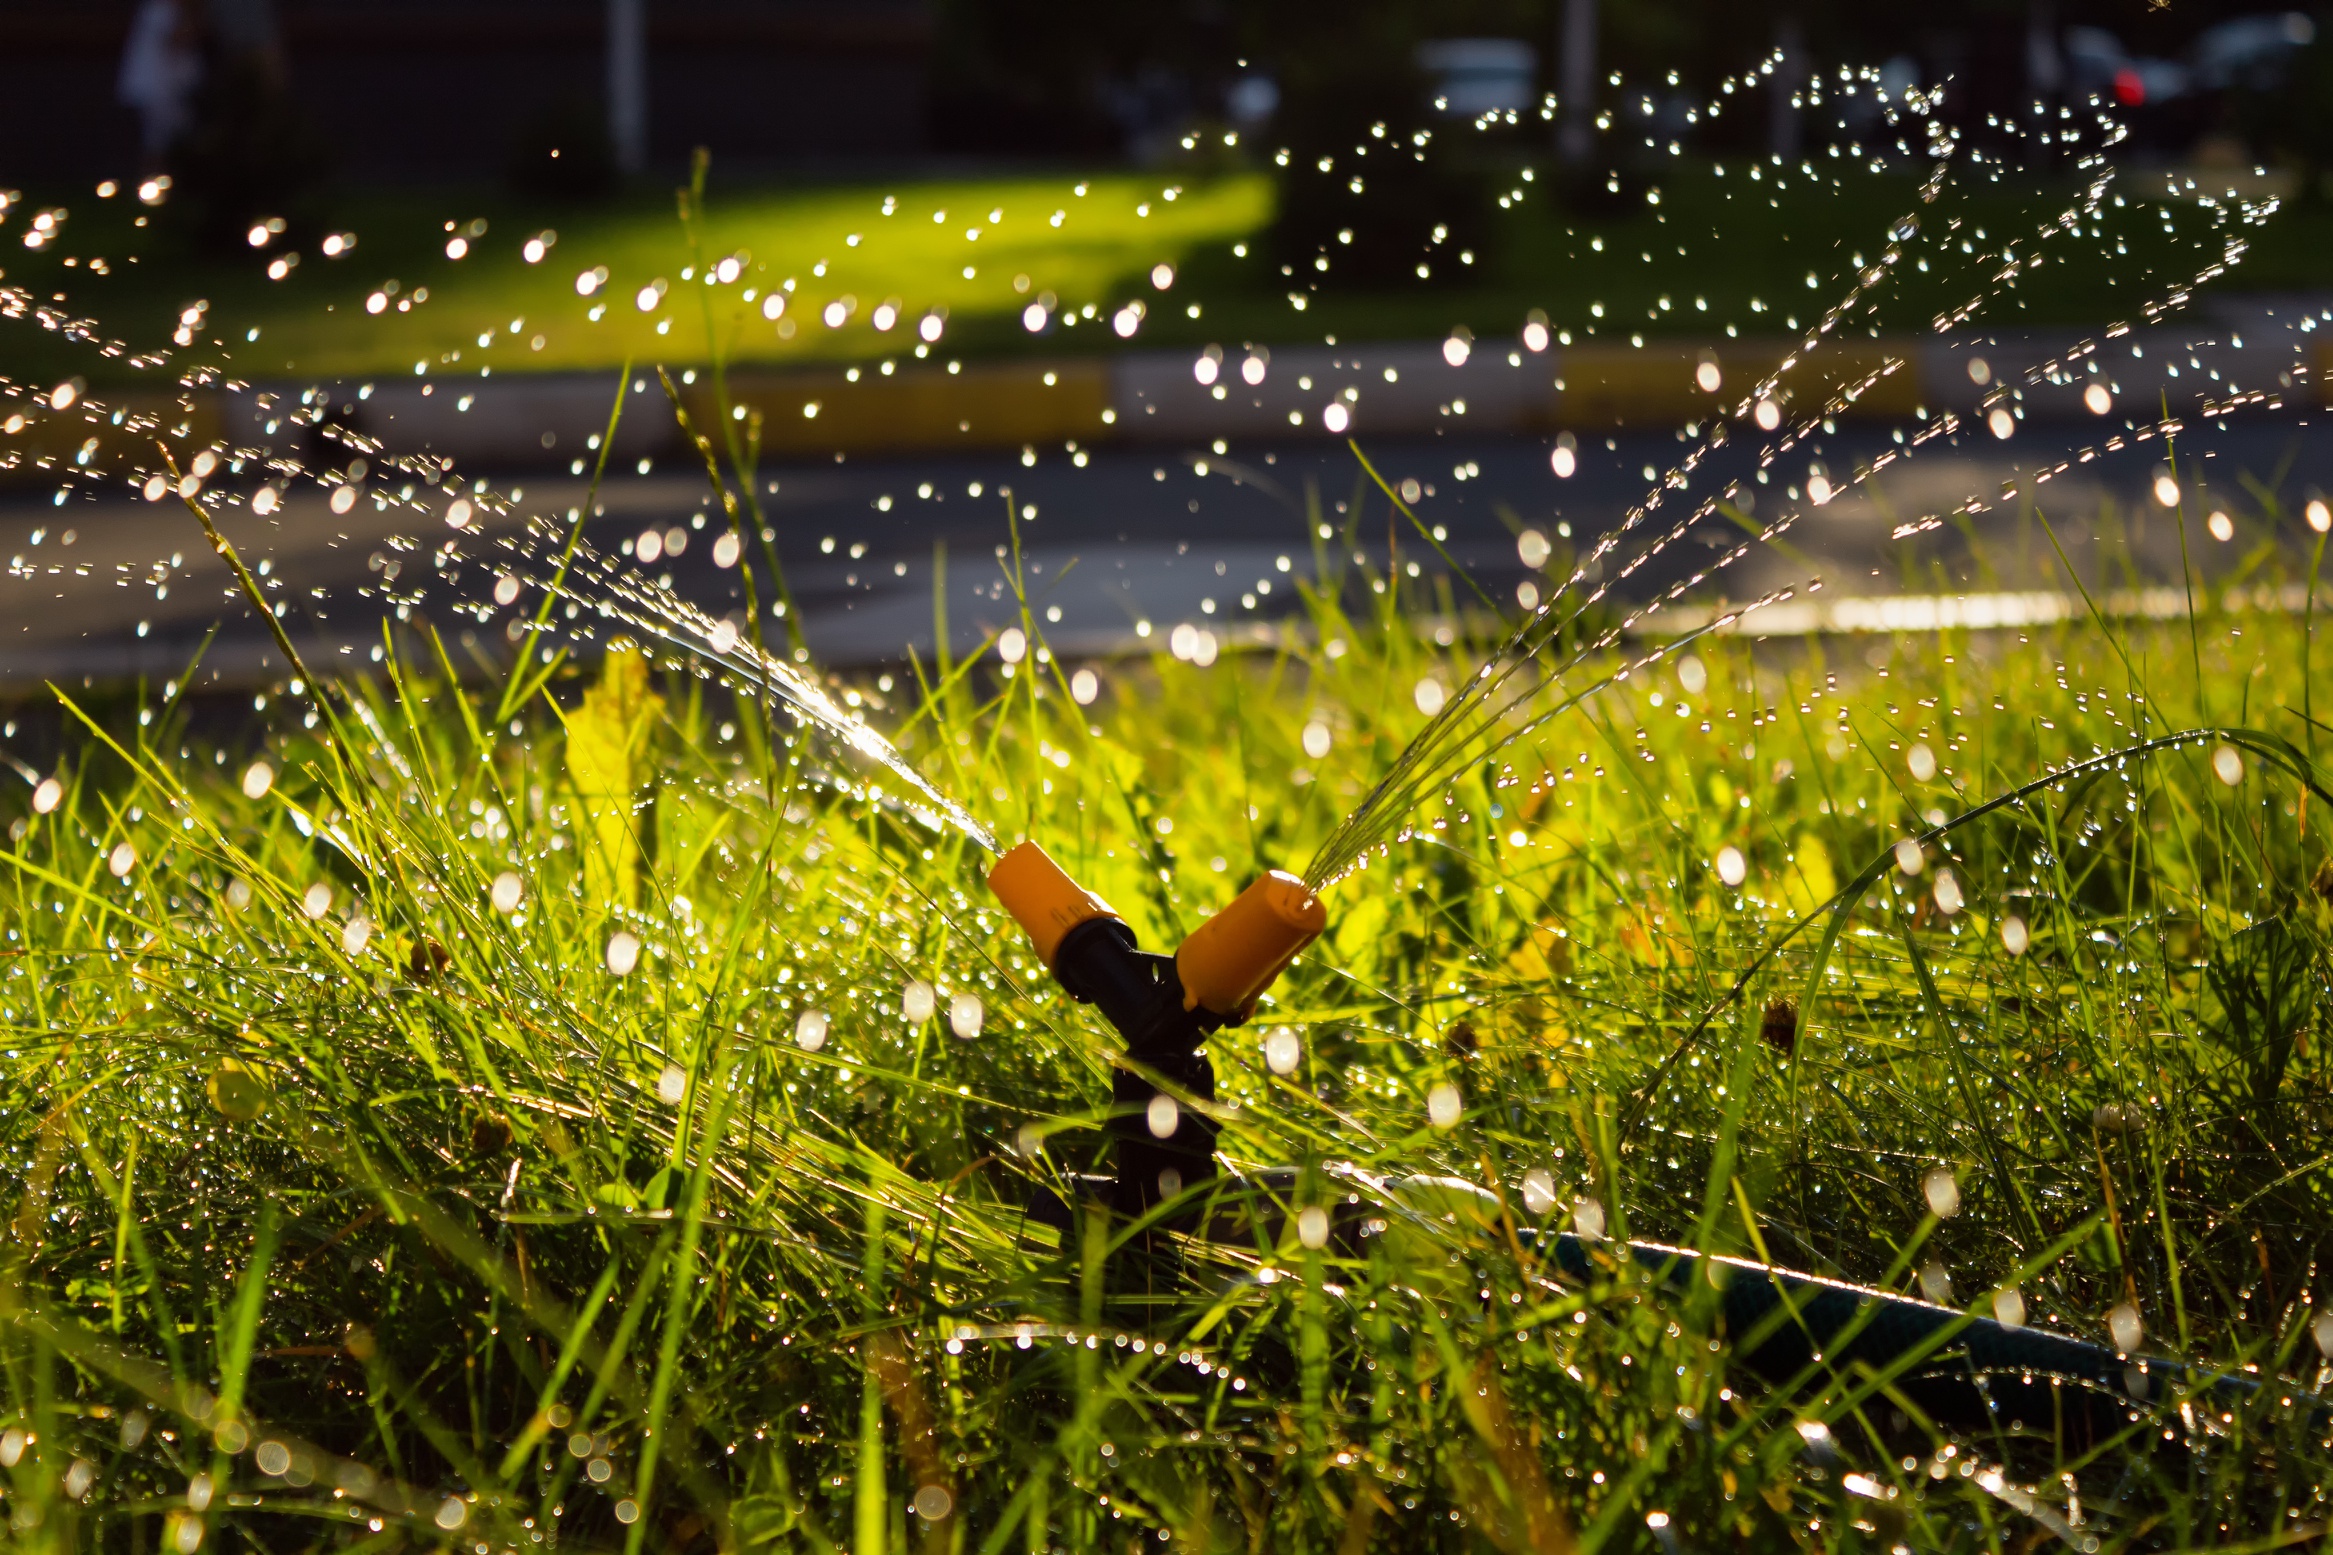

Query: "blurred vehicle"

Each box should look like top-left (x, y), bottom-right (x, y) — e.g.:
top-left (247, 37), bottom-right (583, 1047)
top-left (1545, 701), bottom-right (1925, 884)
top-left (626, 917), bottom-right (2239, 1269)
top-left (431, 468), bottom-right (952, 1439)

top-left (1414, 39), bottom-right (1536, 118)
top-left (2062, 13), bottom-right (2312, 111)
top-left (2189, 11), bottom-right (2317, 92)
top-left (2062, 26), bottom-right (2190, 109)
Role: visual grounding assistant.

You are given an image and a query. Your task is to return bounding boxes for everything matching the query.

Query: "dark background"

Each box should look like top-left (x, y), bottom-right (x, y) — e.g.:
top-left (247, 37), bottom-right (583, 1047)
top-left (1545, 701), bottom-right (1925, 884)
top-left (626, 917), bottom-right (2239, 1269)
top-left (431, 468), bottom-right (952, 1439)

top-left (1, 0), bottom-right (2324, 184)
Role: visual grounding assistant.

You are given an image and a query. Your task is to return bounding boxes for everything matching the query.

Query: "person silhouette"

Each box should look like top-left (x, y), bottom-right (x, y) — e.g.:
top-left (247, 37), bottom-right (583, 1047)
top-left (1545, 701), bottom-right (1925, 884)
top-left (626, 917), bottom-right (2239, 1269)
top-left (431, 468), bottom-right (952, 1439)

top-left (117, 0), bottom-right (204, 168)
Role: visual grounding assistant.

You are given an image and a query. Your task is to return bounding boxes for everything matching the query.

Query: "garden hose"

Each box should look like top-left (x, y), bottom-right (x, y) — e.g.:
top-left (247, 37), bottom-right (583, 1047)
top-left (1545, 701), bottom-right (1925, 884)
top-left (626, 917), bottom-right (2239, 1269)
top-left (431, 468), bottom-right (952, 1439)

top-left (987, 843), bottom-right (2314, 1437)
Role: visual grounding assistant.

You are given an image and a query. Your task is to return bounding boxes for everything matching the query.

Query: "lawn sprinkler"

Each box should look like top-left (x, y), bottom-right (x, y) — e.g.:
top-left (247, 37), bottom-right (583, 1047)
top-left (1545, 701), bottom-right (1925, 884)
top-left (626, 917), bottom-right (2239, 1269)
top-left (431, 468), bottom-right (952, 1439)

top-left (987, 840), bottom-right (2325, 1442)
top-left (986, 839), bottom-right (1323, 1227)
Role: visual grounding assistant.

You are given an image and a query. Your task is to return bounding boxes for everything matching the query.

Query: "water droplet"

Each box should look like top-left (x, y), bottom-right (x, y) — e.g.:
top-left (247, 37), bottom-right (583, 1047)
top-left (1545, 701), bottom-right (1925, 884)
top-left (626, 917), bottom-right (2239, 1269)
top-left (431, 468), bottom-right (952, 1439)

top-left (1520, 1168), bottom-right (1557, 1216)
top-left (1572, 1197), bottom-right (1606, 1240)
top-left (1426, 1082), bottom-right (1462, 1130)
top-left (2108, 1301), bottom-right (2143, 1354)
top-left (1296, 1206), bottom-right (1330, 1248)
top-left (606, 931), bottom-right (641, 976)
top-left (1146, 1093), bottom-right (1180, 1138)
top-left (108, 841), bottom-right (136, 878)
top-left (949, 992), bottom-right (984, 1039)
top-left (340, 916), bottom-right (372, 956)
top-left (913, 1485), bottom-right (954, 1521)
top-left (657, 1064), bottom-right (686, 1104)
top-left (2212, 745), bottom-right (2244, 786)
top-left (1906, 743), bottom-right (1936, 782)
top-left (206, 1059), bottom-right (270, 1121)
top-left (1262, 1027), bottom-right (1301, 1074)
top-left (302, 881), bottom-right (332, 919)
top-left (1715, 846), bottom-right (1746, 887)
top-left (2001, 914), bottom-right (2029, 955)
top-left (490, 871), bottom-right (523, 913)
top-left (997, 628), bottom-right (1026, 665)
top-left (1922, 1167), bottom-right (1960, 1218)
top-left (796, 1009), bottom-right (829, 1051)
top-left (1994, 1287), bottom-right (2026, 1329)
top-left (1414, 677), bottom-right (1447, 717)
top-left (1894, 838), bottom-right (1924, 876)
top-left (902, 980), bottom-right (935, 1021)
top-left (31, 776), bottom-right (61, 814)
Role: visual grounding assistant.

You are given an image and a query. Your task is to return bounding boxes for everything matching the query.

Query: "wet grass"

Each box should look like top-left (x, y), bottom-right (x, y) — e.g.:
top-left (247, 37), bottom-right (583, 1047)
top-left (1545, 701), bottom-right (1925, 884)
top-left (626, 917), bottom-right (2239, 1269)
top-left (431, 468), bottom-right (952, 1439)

top-left (4, 497), bottom-right (2333, 1550)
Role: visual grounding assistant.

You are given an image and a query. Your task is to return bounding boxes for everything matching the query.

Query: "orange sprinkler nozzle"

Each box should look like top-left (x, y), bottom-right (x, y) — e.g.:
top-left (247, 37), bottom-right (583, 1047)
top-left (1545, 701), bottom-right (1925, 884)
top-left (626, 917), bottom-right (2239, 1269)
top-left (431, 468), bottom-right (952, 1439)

top-left (986, 840), bottom-right (1122, 970)
top-left (1176, 871), bottom-right (1327, 1021)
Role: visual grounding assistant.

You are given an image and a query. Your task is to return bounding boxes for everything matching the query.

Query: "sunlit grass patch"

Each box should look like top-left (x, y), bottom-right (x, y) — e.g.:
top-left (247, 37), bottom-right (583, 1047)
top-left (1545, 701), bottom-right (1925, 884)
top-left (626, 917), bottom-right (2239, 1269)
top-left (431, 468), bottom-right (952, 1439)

top-left (4, 530), bottom-right (2333, 1547)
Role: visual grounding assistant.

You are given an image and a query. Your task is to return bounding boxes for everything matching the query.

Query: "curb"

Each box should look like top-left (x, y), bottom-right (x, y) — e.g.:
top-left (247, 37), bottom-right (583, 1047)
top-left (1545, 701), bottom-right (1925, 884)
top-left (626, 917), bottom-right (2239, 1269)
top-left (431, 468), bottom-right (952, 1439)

top-left (6, 332), bottom-right (2323, 487)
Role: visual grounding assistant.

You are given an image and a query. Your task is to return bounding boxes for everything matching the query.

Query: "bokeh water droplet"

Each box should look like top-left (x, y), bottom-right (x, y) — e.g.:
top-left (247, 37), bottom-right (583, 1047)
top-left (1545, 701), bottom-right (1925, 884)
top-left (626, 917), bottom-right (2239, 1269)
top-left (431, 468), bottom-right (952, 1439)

top-left (1426, 1082), bottom-right (1461, 1130)
top-left (1262, 1026), bottom-right (1301, 1075)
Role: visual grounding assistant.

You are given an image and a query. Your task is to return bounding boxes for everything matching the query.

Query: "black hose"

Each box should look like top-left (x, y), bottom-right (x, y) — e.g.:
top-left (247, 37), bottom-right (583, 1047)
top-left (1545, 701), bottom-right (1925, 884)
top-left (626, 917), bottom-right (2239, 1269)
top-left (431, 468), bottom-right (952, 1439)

top-left (1025, 909), bottom-right (2321, 1439)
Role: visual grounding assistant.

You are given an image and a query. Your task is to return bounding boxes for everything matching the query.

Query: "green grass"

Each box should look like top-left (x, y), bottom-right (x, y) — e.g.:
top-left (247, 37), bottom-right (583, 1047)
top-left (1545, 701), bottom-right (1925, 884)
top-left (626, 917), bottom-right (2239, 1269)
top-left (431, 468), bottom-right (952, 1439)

top-left (18, 154), bottom-right (2332, 388)
top-left (4, 483), bottom-right (2333, 1550)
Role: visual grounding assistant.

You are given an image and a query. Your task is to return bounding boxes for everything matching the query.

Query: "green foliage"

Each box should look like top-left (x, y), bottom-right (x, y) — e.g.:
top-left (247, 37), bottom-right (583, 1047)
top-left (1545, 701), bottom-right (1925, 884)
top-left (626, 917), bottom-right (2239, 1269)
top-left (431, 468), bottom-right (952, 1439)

top-left (4, 502), bottom-right (2333, 1548)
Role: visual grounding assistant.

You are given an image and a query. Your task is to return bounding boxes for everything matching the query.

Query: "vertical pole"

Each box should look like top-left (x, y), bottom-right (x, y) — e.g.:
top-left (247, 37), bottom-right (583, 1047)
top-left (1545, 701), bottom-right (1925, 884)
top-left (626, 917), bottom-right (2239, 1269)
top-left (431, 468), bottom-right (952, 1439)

top-left (608, 0), bottom-right (648, 176)
top-left (1558, 0), bottom-right (1597, 165)
top-left (2026, 0), bottom-right (2061, 162)
top-left (1769, 15), bottom-right (1804, 163)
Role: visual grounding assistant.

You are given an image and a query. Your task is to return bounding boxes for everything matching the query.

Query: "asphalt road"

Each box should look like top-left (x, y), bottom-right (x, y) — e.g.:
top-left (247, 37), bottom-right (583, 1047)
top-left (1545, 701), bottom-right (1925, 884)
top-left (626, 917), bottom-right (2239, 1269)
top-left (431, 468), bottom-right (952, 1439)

top-left (5, 415), bottom-right (2331, 690)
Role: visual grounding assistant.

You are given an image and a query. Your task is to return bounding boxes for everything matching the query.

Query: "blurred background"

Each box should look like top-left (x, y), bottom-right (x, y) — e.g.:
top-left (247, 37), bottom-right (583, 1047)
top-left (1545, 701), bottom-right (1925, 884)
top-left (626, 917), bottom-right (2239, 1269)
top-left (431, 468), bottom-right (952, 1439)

top-left (5, 1), bottom-right (2325, 193)
top-left (4, 0), bottom-right (2332, 683)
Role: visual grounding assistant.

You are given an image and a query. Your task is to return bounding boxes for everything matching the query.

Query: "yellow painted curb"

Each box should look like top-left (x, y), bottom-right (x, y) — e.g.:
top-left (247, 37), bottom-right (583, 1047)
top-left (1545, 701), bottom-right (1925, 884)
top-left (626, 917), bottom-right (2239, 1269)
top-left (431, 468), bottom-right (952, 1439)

top-left (1554, 342), bottom-right (1920, 426)
top-left (0, 389), bottom-right (225, 488)
top-left (699, 360), bottom-right (1112, 456)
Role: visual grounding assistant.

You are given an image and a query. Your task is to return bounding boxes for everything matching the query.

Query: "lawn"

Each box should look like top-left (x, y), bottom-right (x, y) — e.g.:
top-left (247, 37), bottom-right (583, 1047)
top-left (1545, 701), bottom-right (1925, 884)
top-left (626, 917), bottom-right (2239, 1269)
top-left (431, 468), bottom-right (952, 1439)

top-left (2, 507), bottom-right (2330, 1548)
top-left (6, 98), bottom-right (2333, 1552)
top-left (14, 152), bottom-right (2331, 390)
